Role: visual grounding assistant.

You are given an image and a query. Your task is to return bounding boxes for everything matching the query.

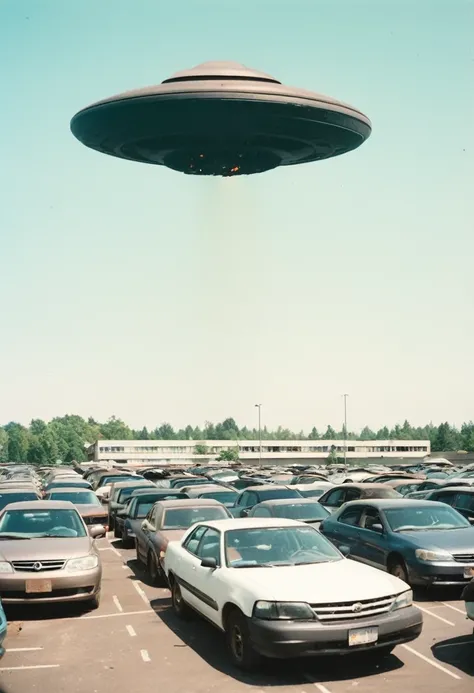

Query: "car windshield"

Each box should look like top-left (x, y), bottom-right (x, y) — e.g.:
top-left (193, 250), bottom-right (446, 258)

top-left (48, 491), bottom-right (100, 505)
top-left (259, 489), bottom-right (302, 501)
top-left (172, 479), bottom-right (208, 489)
top-left (199, 491), bottom-right (238, 505)
top-left (271, 502), bottom-right (329, 521)
top-left (135, 496), bottom-right (185, 517)
top-left (117, 486), bottom-right (149, 503)
top-left (162, 506), bottom-right (228, 529)
top-left (298, 488), bottom-right (326, 498)
top-left (224, 526), bottom-right (341, 568)
top-left (0, 509), bottom-right (87, 538)
top-left (0, 493), bottom-right (38, 510)
top-left (385, 506), bottom-right (470, 532)
top-left (101, 476), bottom-right (137, 487)
top-left (47, 481), bottom-right (90, 489)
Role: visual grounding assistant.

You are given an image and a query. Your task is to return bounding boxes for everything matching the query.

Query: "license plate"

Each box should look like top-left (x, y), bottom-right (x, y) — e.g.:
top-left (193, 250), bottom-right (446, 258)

top-left (348, 626), bottom-right (379, 647)
top-left (25, 579), bottom-right (52, 594)
top-left (463, 566), bottom-right (474, 579)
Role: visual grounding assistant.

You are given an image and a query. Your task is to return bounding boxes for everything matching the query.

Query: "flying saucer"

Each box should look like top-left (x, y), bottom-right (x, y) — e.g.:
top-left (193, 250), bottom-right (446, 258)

top-left (70, 61), bottom-right (371, 177)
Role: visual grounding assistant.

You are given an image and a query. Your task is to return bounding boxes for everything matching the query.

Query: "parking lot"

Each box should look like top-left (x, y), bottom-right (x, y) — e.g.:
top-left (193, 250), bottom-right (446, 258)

top-left (0, 535), bottom-right (472, 693)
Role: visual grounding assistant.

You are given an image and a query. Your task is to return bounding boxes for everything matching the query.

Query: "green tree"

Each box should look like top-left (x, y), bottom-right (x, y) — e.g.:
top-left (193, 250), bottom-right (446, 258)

top-left (308, 427), bottom-right (320, 440)
top-left (0, 429), bottom-right (8, 462)
top-left (359, 426), bottom-right (376, 440)
top-left (194, 444), bottom-right (210, 455)
top-left (217, 447), bottom-right (239, 462)
top-left (5, 423), bottom-right (29, 463)
top-left (100, 415), bottom-right (133, 440)
top-left (322, 426), bottom-right (337, 440)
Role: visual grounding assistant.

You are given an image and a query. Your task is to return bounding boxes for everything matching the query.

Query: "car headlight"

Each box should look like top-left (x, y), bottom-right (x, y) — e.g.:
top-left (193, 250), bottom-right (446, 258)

top-left (253, 601), bottom-right (316, 620)
top-left (67, 555), bottom-right (99, 571)
top-left (391, 590), bottom-right (413, 611)
top-left (415, 549), bottom-right (453, 562)
top-left (0, 562), bottom-right (12, 574)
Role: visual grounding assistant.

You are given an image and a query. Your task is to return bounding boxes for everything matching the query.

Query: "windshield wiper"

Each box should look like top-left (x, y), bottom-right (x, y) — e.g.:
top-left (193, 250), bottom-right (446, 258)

top-left (0, 534), bottom-right (31, 540)
top-left (233, 563), bottom-right (275, 568)
top-left (34, 533), bottom-right (76, 538)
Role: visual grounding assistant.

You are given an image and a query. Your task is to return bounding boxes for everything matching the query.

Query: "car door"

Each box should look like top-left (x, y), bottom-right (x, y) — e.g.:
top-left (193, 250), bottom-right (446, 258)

top-left (137, 505), bottom-right (158, 562)
top-left (355, 506), bottom-right (388, 569)
top-left (324, 506), bottom-right (364, 555)
top-left (175, 525), bottom-right (221, 622)
top-left (238, 491), bottom-right (259, 517)
top-left (186, 528), bottom-right (225, 627)
top-left (249, 506), bottom-right (273, 518)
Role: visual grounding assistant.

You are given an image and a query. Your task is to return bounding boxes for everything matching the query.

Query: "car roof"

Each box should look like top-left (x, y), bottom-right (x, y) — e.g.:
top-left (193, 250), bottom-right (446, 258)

top-left (155, 498), bottom-right (225, 508)
top-left (330, 483), bottom-right (394, 490)
top-left (133, 491), bottom-right (187, 501)
top-left (194, 517), bottom-right (305, 531)
top-left (239, 484), bottom-right (294, 493)
top-left (256, 498), bottom-right (322, 506)
top-left (1, 500), bottom-right (77, 510)
top-left (46, 487), bottom-right (94, 494)
top-left (339, 499), bottom-right (449, 509)
top-left (429, 486), bottom-right (474, 493)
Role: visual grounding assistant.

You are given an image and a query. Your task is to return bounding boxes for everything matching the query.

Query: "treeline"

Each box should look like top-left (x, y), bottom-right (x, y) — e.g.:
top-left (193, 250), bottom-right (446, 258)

top-left (1, 415), bottom-right (474, 465)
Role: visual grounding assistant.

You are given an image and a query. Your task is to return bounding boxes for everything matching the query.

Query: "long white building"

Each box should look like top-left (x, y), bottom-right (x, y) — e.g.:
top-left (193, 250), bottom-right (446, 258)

top-left (86, 439), bottom-right (431, 466)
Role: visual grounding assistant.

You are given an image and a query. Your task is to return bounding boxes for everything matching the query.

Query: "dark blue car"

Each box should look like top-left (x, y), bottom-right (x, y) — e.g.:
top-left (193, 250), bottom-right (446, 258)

top-left (320, 499), bottom-right (474, 587)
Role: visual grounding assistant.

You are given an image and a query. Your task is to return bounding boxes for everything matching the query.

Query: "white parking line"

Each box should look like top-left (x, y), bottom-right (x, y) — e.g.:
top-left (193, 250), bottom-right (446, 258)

top-left (415, 604), bottom-right (455, 626)
top-left (140, 649), bottom-right (150, 662)
top-left (132, 581), bottom-right (150, 605)
top-left (126, 625), bottom-right (137, 637)
top-left (106, 542), bottom-right (122, 557)
top-left (70, 609), bottom-right (152, 621)
top-left (6, 647), bottom-right (43, 652)
top-left (113, 595), bottom-right (123, 612)
top-left (0, 664), bottom-right (60, 671)
top-left (401, 644), bottom-right (462, 680)
top-left (441, 602), bottom-right (466, 615)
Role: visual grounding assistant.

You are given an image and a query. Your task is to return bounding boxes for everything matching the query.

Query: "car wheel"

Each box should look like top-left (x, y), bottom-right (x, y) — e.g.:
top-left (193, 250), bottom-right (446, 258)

top-left (109, 517), bottom-right (115, 531)
top-left (114, 524), bottom-right (122, 539)
top-left (122, 531), bottom-right (133, 549)
top-left (147, 552), bottom-right (166, 586)
top-left (226, 609), bottom-right (262, 671)
top-left (171, 580), bottom-right (192, 620)
top-left (388, 559), bottom-right (409, 584)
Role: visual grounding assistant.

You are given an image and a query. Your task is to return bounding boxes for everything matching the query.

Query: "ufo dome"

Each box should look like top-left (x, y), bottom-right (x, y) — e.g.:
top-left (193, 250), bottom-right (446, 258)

top-left (70, 60), bottom-right (371, 177)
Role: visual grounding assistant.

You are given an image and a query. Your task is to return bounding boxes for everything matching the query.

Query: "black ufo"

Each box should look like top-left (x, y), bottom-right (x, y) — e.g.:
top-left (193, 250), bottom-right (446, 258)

top-left (70, 61), bottom-right (372, 177)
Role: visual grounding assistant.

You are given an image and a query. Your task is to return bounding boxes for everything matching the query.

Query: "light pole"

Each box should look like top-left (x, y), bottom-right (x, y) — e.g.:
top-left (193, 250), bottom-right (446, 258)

top-left (343, 394), bottom-right (349, 466)
top-left (255, 404), bottom-right (262, 465)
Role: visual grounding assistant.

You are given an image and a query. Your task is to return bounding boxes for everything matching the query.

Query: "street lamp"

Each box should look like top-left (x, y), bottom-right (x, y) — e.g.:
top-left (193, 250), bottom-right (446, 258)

top-left (343, 394), bottom-right (349, 466)
top-left (255, 404), bottom-right (262, 465)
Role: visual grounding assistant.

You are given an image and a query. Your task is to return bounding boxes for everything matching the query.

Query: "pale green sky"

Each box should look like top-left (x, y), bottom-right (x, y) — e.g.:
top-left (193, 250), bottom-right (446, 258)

top-left (1, 0), bottom-right (473, 433)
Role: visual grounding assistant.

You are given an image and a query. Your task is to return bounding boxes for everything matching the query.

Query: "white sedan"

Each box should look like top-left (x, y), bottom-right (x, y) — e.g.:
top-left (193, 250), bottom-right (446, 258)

top-left (164, 517), bottom-right (423, 670)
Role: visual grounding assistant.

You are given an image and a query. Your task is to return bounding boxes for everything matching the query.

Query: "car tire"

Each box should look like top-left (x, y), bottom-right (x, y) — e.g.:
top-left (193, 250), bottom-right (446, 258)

top-left (171, 580), bottom-right (192, 620)
top-left (122, 532), bottom-right (133, 549)
top-left (388, 558), bottom-right (409, 584)
top-left (225, 608), bottom-right (262, 672)
top-left (114, 524), bottom-right (122, 539)
top-left (148, 552), bottom-right (166, 587)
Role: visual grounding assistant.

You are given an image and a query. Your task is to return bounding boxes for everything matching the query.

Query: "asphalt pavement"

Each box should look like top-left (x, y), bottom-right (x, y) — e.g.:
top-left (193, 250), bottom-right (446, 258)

top-left (0, 535), bottom-right (472, 693)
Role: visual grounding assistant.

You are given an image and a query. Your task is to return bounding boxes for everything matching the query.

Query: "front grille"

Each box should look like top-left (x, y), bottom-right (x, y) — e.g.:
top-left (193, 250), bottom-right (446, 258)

top-left (452, 553), bottom-right (474, 563)
top-left (11, 559), bottom-right (66, 572)
top-left (83, 515), bottom-right (107, 525)
top-left (310, 594), bottom-right (397, 622)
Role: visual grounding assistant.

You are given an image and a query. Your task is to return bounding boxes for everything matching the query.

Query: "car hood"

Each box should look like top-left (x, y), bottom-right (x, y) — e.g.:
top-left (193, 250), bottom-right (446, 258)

top-left (0, 537), bottom-right (94, 561)
top-left (228, 558), bottom-right (408, 602)
top-left (400, 527), bottom-right (474, 552)
top-left (76, 505), bottom-right (107, 516)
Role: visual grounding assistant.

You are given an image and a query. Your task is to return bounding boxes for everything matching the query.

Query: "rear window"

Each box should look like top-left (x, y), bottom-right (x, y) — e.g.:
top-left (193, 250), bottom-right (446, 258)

top-left (259, 489), bottom-right (302, 501)
top-left (0, 493), bottom-right (38, 510)
top-left (162, 506), bottom-right (229, 529)
top-left (272, 502), bottom-right (329, 521)
top-left (363, 488), bottom-right (401, 499)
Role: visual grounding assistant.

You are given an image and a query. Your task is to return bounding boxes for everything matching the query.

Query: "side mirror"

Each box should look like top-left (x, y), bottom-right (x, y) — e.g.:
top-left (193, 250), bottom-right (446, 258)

top-left (467, 517), bottom-right (474, 525)
top-left (371, 523), bottom-right (384, 533)
top-left (141, 520), bottom-right (148, 531)
top-left (117, 509), bottom-right (128, 518)
top-left (89, 525), bottom-right (105, 539)
top-left (339, 545), bottom-right (350, 556)
top-left (240, 508), bottom-right (250, 518)
top-left (201, 557), bottom-right (217, 569)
